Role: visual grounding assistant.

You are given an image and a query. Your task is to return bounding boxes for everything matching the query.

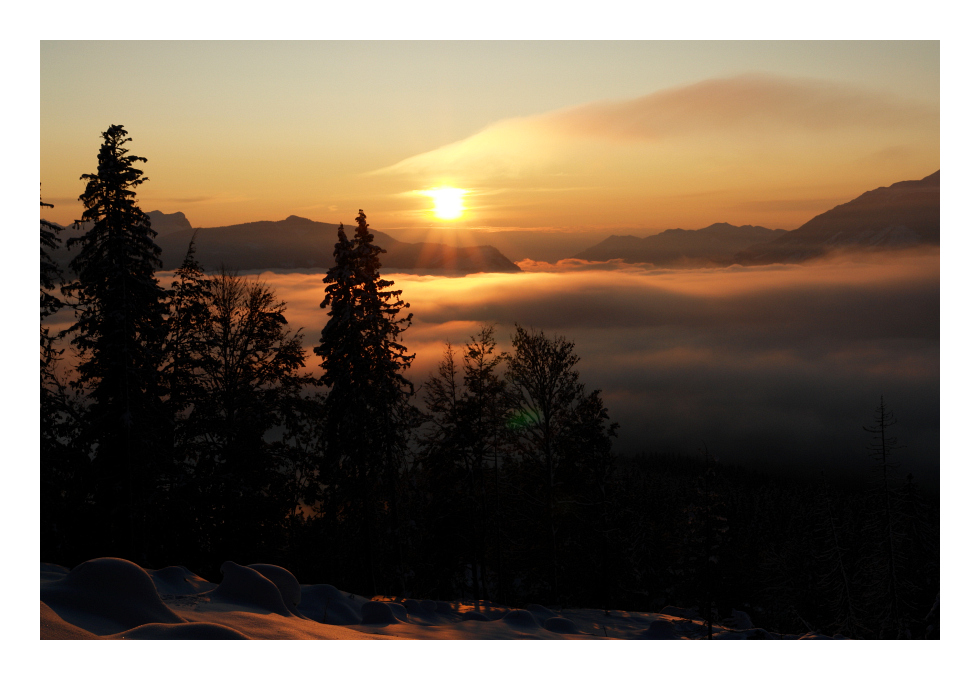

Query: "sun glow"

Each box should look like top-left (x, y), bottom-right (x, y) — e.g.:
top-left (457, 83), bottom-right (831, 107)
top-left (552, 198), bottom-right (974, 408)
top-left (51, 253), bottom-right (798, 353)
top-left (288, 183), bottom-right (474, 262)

top-left (421, 187), bottom-right (468, 220)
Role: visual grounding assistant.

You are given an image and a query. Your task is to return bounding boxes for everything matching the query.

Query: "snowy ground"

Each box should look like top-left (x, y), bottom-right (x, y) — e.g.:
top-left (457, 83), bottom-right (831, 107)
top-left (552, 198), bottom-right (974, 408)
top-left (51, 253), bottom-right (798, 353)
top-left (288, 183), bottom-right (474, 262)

top-left (41, 557), bottom-right (837, 640)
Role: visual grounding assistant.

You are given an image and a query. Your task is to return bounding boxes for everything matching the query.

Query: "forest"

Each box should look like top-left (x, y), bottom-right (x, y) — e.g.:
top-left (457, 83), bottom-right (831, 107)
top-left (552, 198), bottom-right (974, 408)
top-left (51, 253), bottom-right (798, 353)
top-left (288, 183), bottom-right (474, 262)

top-left (40, 125), bottom-right (939, 640)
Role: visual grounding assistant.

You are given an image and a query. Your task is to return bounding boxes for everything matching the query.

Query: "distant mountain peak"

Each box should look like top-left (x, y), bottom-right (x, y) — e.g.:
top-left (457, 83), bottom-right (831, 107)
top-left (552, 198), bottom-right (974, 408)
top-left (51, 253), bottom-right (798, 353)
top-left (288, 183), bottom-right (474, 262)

top-left (734, 170), bottom-right (940, 265)
top-left (283, 215), bottom-right (315, 224)
top-left (573, 222), bottom-right (786, 267)
top-left (146, 210), bottom-right (192, 235)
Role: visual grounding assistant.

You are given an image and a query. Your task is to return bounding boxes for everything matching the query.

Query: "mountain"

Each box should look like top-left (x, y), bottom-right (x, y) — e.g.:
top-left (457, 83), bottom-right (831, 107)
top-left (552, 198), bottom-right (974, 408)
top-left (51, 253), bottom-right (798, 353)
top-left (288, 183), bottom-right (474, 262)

top-left (145, 210), bottom-right (192, 236)
top-left (734, 171), bottom-right (940, 265)
top-left (152, 214), bottom-right (521, 274)
top-left (573, 223), bottom-right (788, 267)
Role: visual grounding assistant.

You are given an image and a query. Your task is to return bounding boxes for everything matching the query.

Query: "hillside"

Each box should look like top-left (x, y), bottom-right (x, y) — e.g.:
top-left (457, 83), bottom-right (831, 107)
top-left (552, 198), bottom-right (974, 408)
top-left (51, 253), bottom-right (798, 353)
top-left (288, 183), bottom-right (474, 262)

top-left (735, 171), bottom-right (940, 264)
top-left (50, 213), bottom-right (522, 275)
top-left (573, 222), bottom-right (787, 267)
top-left (156, 214), bottom-right (521, 273)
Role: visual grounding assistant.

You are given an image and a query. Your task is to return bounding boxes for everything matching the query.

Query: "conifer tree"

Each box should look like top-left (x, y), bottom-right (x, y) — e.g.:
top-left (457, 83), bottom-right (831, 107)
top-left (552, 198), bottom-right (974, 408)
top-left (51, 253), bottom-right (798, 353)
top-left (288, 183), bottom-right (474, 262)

top-left (315, 210), bottom-right (417, 594)
top-left (62, 125), bottom-right (168, 560)
top-left (41, 195), bottom-right (88, 564)
top-left (162, 235), bottom-right (212, 422)
top-left (862, 396), bottom-right (910, 637)
top-left (40, 196), bottom-right (63, 335)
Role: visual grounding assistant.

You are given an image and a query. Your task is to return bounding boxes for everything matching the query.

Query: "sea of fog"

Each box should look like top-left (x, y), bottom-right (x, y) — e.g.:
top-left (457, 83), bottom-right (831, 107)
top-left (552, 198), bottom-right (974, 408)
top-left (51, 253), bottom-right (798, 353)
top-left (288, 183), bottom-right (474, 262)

top-left (45, 250), bottom-right (940, 487)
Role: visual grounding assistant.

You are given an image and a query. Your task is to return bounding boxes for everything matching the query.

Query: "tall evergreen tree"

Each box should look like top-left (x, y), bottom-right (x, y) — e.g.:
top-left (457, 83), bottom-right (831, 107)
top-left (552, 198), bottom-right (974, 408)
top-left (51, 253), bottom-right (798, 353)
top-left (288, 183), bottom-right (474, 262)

top-left (41, 194), bottom-right (88, 564)
top-left (862, 396), bottom-right (912, 637)
top-left (40, 196), bottom-right (63, 333)
top-left (62, 124), bottom-right (169, 560)
top-left (315, 210), bottom-right (418, 595)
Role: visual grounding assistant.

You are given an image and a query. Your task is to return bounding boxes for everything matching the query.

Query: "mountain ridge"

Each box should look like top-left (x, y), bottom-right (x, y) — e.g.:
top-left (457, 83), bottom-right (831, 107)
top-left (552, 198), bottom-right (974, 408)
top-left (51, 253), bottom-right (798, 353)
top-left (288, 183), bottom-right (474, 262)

top-left (153, 214), bottom-right (520, 273)
top-left (572, 222), bottom-right (789, 267)
top-left (734, 171), bottom-right (939, 264)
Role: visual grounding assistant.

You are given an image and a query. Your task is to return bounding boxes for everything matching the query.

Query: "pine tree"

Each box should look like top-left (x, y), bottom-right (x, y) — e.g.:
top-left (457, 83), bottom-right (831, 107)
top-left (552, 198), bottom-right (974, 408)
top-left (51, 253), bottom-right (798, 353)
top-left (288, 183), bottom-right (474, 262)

top-left (62, 125), bottom-right (168, 560)
top-left (460, 324), bottom-right (510, 602)
top-left (41, 194), bottom-right (88, 565)
top-left (814, 474), bottom-right (867, 638)
top-left (162, 235), bottom-right (212, 422)
top-left (862, 396), bottom-right (909, 637)
top-left (314, 210), bottom-right (418, 595)
top-left (40, 196), bottom-right (63, 332)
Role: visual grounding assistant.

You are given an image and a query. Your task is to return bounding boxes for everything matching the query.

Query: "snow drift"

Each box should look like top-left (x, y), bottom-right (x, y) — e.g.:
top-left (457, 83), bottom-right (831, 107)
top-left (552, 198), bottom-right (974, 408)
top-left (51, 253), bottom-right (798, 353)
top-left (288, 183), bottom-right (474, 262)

top-left (40, 558), bottom-right (843, 640)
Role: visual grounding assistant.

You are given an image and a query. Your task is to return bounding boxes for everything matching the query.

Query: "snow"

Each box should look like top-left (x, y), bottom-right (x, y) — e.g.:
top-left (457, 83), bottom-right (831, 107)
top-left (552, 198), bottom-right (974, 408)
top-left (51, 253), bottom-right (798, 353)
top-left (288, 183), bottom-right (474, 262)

top-left (40, 557), bottom-right (848, 641)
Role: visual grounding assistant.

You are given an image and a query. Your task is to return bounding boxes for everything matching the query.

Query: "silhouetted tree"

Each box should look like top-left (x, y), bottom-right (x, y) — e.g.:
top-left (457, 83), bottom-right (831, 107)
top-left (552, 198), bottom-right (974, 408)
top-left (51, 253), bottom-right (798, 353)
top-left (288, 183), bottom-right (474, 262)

top-left (62, 125), bottom-right (168, 560)
top-left (416, 326), bottom-right (512, 601)
top-left (504, 325), bottom-right (617, 605)
top-left (314, 210), bottom-right (418, 595)
top-left (41, 195), bottom-right (89, 564)
top-left (814, 474), bottom-right (867, 638)
top-left (162, 235), bottom-right (212, 424)
top-left (178, 269), bottom-right (309, 568)
top-left (862, 396), bottom-right (909, 636)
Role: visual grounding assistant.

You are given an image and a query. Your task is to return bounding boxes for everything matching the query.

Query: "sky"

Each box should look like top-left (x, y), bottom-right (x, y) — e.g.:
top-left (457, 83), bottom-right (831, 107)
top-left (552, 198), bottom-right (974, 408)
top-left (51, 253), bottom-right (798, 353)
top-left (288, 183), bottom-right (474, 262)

top-left (20, 10), bottom-right (975, 673)
top-left (40, 41), bottom-right (939, 237)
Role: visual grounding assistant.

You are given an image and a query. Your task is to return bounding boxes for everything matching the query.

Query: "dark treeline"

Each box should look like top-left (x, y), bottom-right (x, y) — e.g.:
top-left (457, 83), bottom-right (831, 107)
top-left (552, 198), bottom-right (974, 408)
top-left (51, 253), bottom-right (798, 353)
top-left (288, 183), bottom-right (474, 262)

top-left (40, 125), bottom-right (938, 640)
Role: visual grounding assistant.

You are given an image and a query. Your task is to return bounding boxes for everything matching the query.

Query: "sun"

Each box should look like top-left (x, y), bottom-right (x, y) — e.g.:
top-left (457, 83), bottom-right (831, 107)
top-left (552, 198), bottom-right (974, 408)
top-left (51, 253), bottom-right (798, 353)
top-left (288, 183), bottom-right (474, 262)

top-left (421, 187), bottom-right (468, 220)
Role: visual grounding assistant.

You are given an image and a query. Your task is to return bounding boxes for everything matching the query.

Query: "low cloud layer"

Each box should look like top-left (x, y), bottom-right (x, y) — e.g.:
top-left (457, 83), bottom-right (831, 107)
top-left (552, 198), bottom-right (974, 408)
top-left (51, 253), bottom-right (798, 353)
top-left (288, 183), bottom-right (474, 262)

top-left (271, 252), bottom-right (937, 484)
top-left (46, 253), bottom-right (939, 485)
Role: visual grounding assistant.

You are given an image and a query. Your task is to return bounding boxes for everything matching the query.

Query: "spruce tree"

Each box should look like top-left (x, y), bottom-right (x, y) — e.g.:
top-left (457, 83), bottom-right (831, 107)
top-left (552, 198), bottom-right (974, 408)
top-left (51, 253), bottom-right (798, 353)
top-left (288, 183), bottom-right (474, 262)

top-left (41, 195), bottom-right (88, 564)
top-left (62, 124), bottom-right (169, 560)
top-left (862, 396), bottom-right (910, 637)
top-left (315, 210), bottom-right (417, 595)
top-left (40, 196), bottom-right (63, 332)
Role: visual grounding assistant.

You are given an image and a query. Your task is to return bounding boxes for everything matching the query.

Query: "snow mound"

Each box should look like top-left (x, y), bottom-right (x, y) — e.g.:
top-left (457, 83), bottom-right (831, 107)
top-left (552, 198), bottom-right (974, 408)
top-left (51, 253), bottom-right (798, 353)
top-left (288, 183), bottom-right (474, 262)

top-left (387, 601), bottom-right (410, 622)
top-left (642, 619), bottom-right (682, 640)
top-left (360, 600), bottom-right (399, 625)
top-left (40, 563), bottom-right (69, 585)
top-left (659, 605), bottom-right (700, 619)
top-left (297, 584), bottom-right (362, 625)
top-left (502, 609), bottom-right (540, 628)
top-left (435, 601), bottom-right (455, 615)
top-left (247, 563), bottom-right (303, 610)
top-left (462, 611), bottom-right (490, 621)
top-left (543, 616), bottom-right (579, 634)
top-left (40, 557), bottom-right (186, 635)
top-left (402, 599), bottom-right (425, 615)
top-left (148, 565), bottom-right (215, 596)
top-left (210, 561), bottom-right (294, 617)
top-left (107, 622), bottom-right (251, 640)
top-left (526, 603), bottom-right (558, 623)
top-left (727, 609), bottom-right (754, 630)
top-left (40, 601), bottom-right (98, 640)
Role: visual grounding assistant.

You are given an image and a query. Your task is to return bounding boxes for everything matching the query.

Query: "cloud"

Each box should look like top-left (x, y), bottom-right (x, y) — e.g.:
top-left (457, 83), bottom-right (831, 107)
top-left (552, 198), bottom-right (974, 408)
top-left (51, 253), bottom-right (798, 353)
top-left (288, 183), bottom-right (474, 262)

top-left (540, 74), bottom-right (937, 140)
top-left (373, 74), bottom-right (938, 182)
top-left (49, 253), bottom-right (939, 486)
top-left (235, 252), bottom-right (937, 484)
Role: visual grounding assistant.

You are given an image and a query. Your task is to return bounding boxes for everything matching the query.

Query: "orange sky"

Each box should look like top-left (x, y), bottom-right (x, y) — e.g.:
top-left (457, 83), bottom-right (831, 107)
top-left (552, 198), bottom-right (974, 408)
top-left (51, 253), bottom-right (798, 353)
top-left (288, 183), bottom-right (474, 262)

top-left (40, 42), bottom-right (938, 236)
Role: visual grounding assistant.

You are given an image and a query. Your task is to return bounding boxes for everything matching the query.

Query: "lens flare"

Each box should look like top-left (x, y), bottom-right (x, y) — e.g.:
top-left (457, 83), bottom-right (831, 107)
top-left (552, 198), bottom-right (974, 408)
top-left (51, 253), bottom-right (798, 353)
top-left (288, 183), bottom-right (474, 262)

top-left (506, 409), bottom-right (540, 430)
